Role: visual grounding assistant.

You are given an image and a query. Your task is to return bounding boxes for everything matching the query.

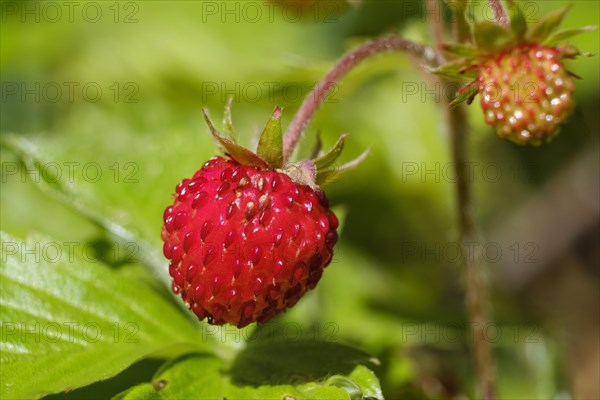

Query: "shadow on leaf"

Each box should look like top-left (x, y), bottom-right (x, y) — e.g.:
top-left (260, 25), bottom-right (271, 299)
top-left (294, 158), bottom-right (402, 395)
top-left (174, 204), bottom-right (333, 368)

top-left (229, 340), bottom-right (377, 387)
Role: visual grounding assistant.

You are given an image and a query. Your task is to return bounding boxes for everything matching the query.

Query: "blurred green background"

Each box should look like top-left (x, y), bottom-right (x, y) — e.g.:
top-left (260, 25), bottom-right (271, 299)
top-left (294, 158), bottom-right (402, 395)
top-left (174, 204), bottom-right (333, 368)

top-left (1, 0), bottom-right (599, 399)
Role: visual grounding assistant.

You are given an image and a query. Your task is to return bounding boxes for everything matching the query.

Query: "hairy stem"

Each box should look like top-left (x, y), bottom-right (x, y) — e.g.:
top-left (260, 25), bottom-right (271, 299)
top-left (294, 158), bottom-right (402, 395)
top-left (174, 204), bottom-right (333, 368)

top-left (488, 0), bottom-right (509, 28)
top-left (426, 0), bottom-right (446, 54)
top-left (447, 103), bottom-right (497, 400)
top-left (283, 36), bottom-right (439, 161)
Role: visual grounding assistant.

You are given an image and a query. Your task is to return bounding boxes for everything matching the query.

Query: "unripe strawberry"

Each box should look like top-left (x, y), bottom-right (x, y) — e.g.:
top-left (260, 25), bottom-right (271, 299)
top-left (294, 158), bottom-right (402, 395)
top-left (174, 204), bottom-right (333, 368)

top-left (435, 4), bottom-right (594, 146)
top-left (478, 44), bottom-right (574, 145)
top-left (162, 104), bottom-right (365, 327)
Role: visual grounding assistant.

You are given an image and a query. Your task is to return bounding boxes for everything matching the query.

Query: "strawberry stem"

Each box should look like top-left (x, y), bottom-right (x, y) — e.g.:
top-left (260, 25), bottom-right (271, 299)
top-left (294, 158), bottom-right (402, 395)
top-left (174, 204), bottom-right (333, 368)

top-left (447, 102), bottom-right (497, 400)
top-left (426, 0), bottom-right (446, 55)
top-left (446, 8), bottom-right (498, 397)
top-left (488, 0), bottom-right (510, 29)
top-left (282, 36), bottom-right (440, 161)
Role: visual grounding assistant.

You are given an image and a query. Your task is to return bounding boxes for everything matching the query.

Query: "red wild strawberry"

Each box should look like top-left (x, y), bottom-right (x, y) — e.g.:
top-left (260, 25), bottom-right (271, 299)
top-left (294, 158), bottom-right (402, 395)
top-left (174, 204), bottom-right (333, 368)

top-left (162, 103), bottom-right (366, 327)
top-left (435, 4), bottom-right (594, 145)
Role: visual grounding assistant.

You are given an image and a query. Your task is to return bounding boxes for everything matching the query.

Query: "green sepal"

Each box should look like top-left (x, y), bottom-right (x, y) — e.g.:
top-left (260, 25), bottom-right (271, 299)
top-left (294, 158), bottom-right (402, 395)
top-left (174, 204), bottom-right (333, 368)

top-left (442, 43), bottom-right (481, 58)
top-left (222, 96), bottom-right (235, 140)
top-left (449, 81), bottom-right (479, 108)
top-left (546, 25), bottom-right (597, 45)
top-left (509, 2), bottom-right (528, 42)
top-left (315, 148), bottom-right (370, 186)
top-left (527, 5), bottom-right (571, 43)
top-left (315, 168), bottom-right (339, 186)
top-left (256, 106), bottom-right (284, 169)
top-left (473, 21), bottom-right (516, 54)
top-left (202, 108), bottom-right (269, 169)
top-left (313, 134), bottom-right (348, 171)
top-left (430, 60), bottom-right (478, 81)
top-left (559, 45), bottom-right (595, 59)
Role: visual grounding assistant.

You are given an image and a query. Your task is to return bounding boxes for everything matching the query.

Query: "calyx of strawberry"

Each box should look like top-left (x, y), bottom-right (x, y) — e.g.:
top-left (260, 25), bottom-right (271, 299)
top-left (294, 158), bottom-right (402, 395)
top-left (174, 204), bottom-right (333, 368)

top-left (202, 100), bottom-right (369, 188)
top-left (432, 4), bottom-right (595, 106)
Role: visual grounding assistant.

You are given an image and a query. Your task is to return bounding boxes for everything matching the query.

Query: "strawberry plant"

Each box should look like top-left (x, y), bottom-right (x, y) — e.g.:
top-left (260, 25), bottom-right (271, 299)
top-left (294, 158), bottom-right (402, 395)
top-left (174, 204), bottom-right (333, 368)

top-left (1, 1), bottom-right (598, 400)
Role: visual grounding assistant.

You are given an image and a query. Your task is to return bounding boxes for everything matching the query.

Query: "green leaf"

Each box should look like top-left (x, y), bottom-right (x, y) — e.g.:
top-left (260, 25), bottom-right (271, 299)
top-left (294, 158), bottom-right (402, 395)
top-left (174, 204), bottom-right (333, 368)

top-left (429, 60), bottom-right (478, 81)
top-left (527, 5), bottom-right (571, 43)
top-left (116, 341), bottom-right (383, 400)
top-left (313, 134), bottom-right (348, 171)
top-left (0, 134), bottom-right (169, 290)
top-left (347, 365), bottom-right (384, 400)
top-left (256, 106), bottom-right (284, 169)
top-left (509, 3), bottom-right (528, 41)
top-left (325, 376), bottom-right (362, 400)
top-left (202, 108), bottom-right (269, 169)
top-left (546, 25), bottom-right (597, 45)
top-left (0, 232), bottom-right (206, 400)
top-left (473, 21), bottom-right (516, 54)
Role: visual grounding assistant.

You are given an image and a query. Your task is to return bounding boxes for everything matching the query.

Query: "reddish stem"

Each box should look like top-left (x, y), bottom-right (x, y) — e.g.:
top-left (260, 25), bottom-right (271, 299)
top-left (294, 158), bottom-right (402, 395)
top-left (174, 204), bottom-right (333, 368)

top-left (283, 36), bottom-right (438, 161)
top-left (488, 0), bottom-right (510, 28)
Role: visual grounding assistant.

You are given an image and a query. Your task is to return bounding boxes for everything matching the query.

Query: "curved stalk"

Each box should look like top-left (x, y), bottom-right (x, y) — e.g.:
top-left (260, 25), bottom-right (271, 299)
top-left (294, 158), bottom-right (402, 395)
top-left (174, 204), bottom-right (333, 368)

top-left (285, 30), bottom-right (497, 399)
top-left (282, 36), bottom-right (439, 161)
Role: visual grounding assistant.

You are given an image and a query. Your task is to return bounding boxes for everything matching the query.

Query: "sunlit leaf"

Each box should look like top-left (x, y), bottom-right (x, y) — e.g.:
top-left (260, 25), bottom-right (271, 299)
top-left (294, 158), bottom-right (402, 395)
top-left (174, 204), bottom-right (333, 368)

top-left (116, 341), bottom-right (383, 400)
top-left (0, 232), bottom-right (206, 400)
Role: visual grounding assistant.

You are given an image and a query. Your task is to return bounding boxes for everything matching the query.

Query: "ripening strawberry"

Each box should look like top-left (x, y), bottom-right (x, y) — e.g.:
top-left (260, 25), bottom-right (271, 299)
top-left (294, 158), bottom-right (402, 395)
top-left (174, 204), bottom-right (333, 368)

top-left (162, 104), bottom-right (366, 327)
top-left (477, 44), bottom-right (574, 144)
top-left (435, 5), bottom-right (594, 146)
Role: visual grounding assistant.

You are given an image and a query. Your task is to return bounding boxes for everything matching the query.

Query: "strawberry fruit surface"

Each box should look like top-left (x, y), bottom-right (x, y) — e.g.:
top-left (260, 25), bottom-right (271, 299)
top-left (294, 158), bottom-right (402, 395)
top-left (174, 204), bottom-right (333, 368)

top-left (477, 43), bottom-right (575, 144)
top-left (162, 157), bottom-right (338, 327)
top-left (162, 104), bottom-right (364, 327)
